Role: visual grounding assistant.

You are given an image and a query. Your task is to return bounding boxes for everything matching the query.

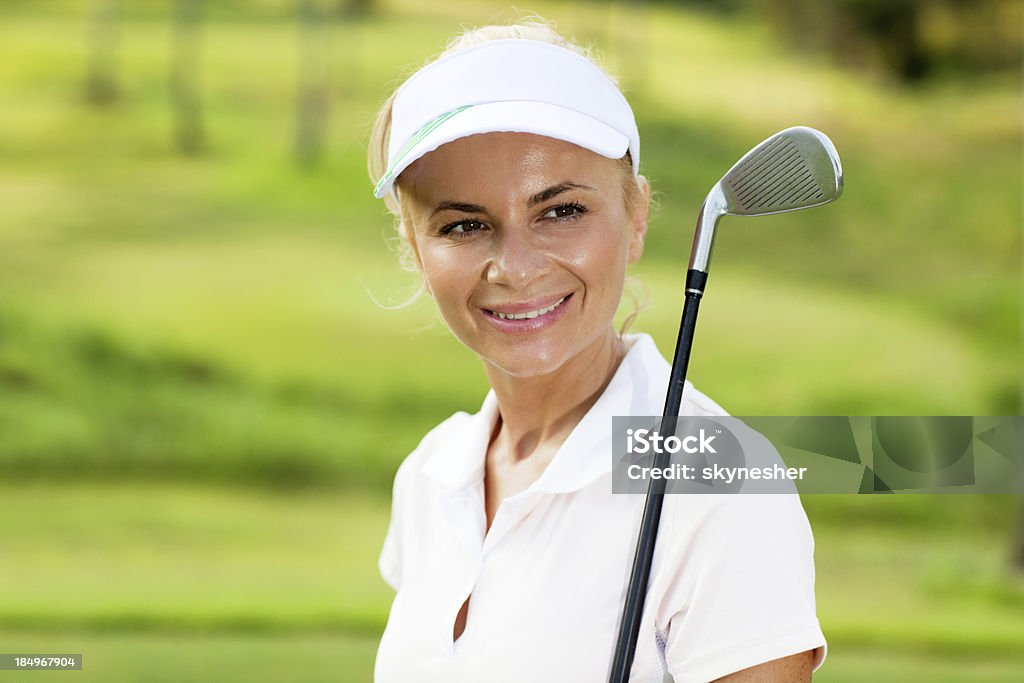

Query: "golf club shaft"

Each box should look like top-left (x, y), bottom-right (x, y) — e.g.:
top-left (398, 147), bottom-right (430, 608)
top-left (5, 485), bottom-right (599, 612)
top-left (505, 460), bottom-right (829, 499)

top-left (607, 126), bottom-right (842, 680)
top-left (608, 269), bottom-right (707, 683)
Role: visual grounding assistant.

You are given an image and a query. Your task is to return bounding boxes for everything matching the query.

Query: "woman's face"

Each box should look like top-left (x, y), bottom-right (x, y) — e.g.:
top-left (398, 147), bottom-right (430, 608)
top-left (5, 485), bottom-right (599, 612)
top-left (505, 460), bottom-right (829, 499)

top-left (399, 132), bottom-right (648, 378)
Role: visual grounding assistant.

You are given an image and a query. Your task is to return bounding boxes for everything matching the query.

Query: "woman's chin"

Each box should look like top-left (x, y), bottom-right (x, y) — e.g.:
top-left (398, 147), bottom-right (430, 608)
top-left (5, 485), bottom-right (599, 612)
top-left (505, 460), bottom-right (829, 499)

top-left (457, 320), bottom-right (619, 381)
top-left (477, 341), bottom-right (573, 379)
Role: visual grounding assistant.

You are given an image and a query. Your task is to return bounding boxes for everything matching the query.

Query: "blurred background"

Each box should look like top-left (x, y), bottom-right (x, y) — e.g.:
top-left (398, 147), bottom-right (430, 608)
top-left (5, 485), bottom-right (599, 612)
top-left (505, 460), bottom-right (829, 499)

top-left (0, 0), bottom-right (1021, 680)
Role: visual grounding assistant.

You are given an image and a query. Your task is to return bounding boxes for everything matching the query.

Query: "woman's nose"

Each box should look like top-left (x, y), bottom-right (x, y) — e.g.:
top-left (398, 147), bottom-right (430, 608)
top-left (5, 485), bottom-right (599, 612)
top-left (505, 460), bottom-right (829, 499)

top-left (485, 226), bottom-right (551, 287)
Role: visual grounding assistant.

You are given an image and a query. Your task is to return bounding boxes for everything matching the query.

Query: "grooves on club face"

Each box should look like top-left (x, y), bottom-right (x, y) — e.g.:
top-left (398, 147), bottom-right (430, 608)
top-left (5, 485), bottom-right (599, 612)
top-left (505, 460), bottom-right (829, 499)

top-left (720, 126), bottom-right (844, 215)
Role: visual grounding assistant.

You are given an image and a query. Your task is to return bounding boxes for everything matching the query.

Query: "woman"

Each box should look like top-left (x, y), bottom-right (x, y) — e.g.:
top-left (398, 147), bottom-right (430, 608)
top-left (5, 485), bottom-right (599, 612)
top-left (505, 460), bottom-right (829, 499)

top-left (367, 19), bottom-right (827, 682)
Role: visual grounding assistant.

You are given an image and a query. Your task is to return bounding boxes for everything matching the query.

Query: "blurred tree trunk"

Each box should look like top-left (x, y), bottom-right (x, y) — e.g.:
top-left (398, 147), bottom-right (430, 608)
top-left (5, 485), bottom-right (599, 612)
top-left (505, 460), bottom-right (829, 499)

top-left (758, 0), bottom-right (930, 82)
top-left (295, 0), bottom-right (331, 169)
top-left (84, 0), bottom-right (119, 105)
top-left (337, 0), bottom-right (373, 19)
top-left (860, 2), bottom-right (928, 82)
top-left (170, 0), bottom-right (205, 155)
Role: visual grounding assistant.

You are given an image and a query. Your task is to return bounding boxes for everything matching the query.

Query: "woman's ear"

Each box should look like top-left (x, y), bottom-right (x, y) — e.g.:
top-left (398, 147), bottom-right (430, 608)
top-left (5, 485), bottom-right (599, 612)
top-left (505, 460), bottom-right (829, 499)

top-left (628, 175), bottom-right (650, 264)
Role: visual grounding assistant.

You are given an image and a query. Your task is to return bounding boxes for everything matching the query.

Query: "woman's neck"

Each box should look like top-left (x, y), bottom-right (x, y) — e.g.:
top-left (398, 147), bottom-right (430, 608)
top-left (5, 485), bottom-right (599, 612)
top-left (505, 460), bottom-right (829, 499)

top-left (483, 329), bottom-right (628, 464)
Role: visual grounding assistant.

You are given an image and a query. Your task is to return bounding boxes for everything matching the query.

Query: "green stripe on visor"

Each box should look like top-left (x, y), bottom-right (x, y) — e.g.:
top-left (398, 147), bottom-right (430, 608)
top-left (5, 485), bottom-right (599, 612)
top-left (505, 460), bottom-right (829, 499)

top-left (375, 105), bottom-right (474, 196)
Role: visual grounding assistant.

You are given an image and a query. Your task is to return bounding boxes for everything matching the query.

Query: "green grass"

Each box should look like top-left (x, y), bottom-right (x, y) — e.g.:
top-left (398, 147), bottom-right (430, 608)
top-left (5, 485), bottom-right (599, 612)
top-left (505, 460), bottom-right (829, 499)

top-left (0, 484), bottom-right (393, 634)
top-left (0, 484), bottom-right (1021, 681)
top-left (0, 631), bottom-right (379, 683)
top-left (0, 1), bottom-right (1020, 679)
top-left (820, 648), bottom-right (1024, 682)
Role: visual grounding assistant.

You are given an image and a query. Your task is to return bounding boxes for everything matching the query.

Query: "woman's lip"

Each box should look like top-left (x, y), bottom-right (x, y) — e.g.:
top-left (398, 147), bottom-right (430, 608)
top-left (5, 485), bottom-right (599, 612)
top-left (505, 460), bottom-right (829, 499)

top-left (481, 292), bottom-right (574, 316)
top-left (480, 293), bottom-right (573, 333)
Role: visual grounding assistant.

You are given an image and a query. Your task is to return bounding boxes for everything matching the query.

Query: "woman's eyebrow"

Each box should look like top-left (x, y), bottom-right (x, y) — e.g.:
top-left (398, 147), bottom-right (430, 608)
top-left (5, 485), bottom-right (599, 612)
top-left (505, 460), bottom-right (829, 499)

top-left (528, 181), bottom-right (596, 207)
top-left (430, 181), bottom-right (596, 217)
top-left (430, 201), bottom-right (486, 217)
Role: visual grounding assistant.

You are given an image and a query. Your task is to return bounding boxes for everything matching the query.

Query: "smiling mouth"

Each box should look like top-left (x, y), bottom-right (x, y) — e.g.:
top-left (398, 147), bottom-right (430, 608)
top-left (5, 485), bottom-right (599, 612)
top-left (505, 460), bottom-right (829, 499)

top-left (485, 294), bottom-right (570, 320)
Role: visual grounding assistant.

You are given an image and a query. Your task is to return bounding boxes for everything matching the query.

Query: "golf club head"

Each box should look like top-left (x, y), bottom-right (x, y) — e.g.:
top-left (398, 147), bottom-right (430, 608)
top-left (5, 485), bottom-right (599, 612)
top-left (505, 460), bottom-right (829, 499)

top-left (721, 126), bottom-right (843, 216)
top-left (689, 126), bottom-right (843, 273)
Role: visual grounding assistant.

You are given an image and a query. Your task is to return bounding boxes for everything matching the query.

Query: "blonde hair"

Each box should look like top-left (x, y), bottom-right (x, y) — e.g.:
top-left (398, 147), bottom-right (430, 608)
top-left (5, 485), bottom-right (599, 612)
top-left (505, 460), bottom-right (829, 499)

top-left (366, 15), bottom-right (651, 332)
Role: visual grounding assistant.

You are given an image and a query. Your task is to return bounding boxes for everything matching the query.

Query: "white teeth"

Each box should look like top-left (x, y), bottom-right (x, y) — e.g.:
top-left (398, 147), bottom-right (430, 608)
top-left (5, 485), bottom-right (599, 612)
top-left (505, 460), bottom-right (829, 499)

top-left (494, 296), bottom-right (567, 320)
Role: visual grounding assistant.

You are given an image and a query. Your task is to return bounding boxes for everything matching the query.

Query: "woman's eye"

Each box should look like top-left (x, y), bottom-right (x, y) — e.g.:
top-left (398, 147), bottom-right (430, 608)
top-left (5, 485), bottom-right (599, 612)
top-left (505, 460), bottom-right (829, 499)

top-left (544, 202), bottom-right (588, 222)
top-left (441, 220), bottom-right (485, 238)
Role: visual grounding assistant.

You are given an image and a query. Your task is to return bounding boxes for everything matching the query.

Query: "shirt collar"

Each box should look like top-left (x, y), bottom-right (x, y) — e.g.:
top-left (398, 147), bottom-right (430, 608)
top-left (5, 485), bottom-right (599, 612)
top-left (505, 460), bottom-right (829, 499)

top-left (530, 332), bottom-right (665, 494)
top-left (420, 333), bottom-right (668, 495)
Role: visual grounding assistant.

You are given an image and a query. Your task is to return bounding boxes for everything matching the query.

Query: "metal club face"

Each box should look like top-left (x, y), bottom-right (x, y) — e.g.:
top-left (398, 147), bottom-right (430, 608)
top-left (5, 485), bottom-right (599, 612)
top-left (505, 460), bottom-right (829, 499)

top-left (689, 126), bottom-right (843, 273)
top-left (720, 126), bottom-right (843, 216)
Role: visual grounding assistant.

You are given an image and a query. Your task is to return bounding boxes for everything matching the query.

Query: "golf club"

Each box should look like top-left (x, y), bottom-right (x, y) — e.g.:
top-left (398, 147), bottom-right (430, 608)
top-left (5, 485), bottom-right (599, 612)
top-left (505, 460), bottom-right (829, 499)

top-left (608, 126), bottom-right (844, 682)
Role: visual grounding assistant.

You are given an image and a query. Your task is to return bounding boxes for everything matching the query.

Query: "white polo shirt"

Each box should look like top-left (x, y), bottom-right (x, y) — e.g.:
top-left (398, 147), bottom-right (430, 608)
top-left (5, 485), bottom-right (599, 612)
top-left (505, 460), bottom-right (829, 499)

top-left (375, 333), bottom-right (827, 682)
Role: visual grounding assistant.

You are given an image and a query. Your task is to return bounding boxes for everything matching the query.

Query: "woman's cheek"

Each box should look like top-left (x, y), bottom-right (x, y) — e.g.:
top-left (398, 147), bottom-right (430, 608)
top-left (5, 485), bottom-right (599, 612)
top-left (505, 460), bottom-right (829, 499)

top-left (418, 248), bottom-right (474, 328)
top-left (565, 224), bottom-right (628, 277)
top-left (421, 246), bottom-right (461, 291)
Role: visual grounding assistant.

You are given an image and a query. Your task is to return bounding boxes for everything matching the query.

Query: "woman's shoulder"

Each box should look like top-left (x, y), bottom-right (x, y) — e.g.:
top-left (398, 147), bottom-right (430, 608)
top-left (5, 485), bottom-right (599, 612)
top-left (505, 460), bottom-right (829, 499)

top-left (662, 490), bottom-right (813, 538)
top-left (657, 487), bottom-right (816, 584)
top-left (681, 380), bottom-right (729, 417)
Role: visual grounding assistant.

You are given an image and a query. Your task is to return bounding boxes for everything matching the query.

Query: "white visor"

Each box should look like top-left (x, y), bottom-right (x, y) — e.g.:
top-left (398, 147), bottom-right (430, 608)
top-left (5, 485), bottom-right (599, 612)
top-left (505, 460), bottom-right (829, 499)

top-left (373, 38), bottom-right (640, 200)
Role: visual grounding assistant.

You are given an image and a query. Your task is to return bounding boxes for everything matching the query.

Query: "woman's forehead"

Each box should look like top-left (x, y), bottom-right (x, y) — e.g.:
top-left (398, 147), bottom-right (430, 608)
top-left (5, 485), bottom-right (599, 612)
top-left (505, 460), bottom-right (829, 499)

top-left (399, 132), bottom-right (618, 202)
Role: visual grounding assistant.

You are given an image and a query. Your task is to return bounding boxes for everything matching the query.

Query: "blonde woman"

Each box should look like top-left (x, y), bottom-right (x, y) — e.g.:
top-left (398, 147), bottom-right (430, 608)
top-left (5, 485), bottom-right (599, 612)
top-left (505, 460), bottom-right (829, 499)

top-left (367, 18), bottom-right (827, 683)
